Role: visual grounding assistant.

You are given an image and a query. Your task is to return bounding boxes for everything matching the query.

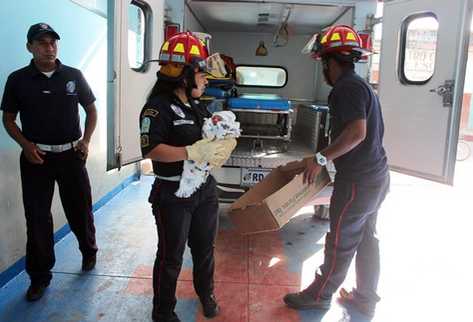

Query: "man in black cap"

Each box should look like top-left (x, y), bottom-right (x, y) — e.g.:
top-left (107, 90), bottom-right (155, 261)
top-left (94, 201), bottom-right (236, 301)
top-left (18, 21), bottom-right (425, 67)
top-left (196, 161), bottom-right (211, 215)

top-left (1, 23), bottom-right (98, 301)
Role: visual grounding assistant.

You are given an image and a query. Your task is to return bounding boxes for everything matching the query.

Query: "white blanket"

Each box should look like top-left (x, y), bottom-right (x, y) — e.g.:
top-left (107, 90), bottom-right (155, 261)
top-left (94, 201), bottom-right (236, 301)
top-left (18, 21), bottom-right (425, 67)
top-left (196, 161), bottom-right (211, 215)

top-left (175, 111), bottom-right (240, 198)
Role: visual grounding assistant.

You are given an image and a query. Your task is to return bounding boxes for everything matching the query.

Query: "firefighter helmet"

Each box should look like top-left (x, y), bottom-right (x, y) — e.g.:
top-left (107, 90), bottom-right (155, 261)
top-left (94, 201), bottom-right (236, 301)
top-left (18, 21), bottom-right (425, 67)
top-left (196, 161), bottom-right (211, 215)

top-left (302, 25), bottom-right (372, 62)
top-left (158, 31), bottom-right (208, 79)
top-left (158, 31), bottom-right (226, 80)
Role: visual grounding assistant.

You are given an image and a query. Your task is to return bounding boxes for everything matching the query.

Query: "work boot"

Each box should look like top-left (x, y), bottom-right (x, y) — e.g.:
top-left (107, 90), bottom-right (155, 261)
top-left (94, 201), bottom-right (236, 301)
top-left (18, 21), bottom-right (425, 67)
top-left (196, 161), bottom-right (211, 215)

top-left (152, 312), bottom-right (181, 322)
top-left (26, 283), bottom-right (49, 302)
top-left (283, 291), bottom-right (331, 310)
top-left (337, 288), bottom-right (376, 318)
top-left (82, 254), bottom-right (97, 271)
top-left (200, 294), bottom-right (220, 318)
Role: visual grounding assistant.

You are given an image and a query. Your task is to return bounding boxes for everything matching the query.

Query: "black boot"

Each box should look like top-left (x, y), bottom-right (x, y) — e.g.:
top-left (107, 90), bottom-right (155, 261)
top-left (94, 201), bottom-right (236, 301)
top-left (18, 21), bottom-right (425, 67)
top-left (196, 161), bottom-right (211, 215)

top-left (337, 288), bottom-right (376, 318)
top-left (26, 283), bottom-right (49, 302)
top-left (82, 254), bottom-right (97, 271)
top-left (283, 291), bottom-right (331, 310)
top-left (152, 311), bottom-right (181, 322)
top-left (200, 294), bottom-right (220, 318)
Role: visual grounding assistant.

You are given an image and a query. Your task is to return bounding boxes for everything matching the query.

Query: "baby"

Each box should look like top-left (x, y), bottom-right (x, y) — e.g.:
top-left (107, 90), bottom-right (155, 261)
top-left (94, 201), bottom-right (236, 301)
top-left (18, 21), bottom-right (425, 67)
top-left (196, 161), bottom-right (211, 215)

top-left (175, 111), bottom-right (240, 198)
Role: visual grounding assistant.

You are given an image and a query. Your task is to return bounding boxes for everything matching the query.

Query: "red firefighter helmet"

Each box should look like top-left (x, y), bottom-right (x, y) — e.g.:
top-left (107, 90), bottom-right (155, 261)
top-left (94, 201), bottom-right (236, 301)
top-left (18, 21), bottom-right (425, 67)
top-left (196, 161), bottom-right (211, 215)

top-left (159, 31), bottom-right (208, 65)
top-left (158, 31), bottom-right (209, 79)
top-left (302, 25), bottom-right (372, 62)
top-left (158, 31), bottom-right (227, 80)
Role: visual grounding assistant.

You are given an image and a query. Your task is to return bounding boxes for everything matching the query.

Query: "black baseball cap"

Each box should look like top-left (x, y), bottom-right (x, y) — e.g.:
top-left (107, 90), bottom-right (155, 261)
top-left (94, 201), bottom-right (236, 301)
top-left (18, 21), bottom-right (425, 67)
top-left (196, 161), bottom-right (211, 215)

top-left (27, 23), bottom-right (60, 43)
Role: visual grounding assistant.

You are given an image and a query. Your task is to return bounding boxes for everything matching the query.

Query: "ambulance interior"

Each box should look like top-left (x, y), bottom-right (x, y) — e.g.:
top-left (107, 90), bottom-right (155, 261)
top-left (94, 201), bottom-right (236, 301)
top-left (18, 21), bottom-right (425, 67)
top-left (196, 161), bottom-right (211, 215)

top-left (185, 1), bottom-right (363, 198)
top-left (0, 1), bottom-right (472, 322)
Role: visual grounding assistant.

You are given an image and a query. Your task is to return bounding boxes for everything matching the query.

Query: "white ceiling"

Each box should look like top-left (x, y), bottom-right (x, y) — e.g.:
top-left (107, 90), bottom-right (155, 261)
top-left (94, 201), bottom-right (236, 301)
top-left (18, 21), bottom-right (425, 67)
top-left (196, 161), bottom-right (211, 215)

top-left (187, 0), bottom-right (353, 35)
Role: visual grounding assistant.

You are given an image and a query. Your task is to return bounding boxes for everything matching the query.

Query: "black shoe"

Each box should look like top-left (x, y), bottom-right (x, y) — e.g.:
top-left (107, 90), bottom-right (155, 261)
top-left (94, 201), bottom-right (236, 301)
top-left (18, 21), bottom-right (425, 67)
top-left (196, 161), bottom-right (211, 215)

top-left (26, 283), bottom-right (49, 302)
top-left (283, 291), bottom-right (331, 310)
top-left (82, 254), bottom-right (97, 271)
top-left (200, 294), bottom-right (220, 318)
top-left (337, 288), bottom-right (376, 318)
top-left (152, 312), bottom-right (181, 322)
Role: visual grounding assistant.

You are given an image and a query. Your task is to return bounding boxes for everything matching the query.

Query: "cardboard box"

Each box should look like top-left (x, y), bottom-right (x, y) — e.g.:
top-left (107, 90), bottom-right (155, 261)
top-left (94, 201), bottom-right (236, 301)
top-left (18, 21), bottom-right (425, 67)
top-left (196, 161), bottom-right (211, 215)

top-left (229, 158), bottom-right (332, 235)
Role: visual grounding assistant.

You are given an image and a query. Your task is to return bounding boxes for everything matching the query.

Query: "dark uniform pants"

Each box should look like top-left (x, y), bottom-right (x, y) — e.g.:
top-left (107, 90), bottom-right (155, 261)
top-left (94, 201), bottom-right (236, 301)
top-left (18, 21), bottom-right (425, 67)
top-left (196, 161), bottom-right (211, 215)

top-left (150, 176), bottom-right (219, 315)
top-left (20, 149), bottom-right (97, 286)
top-left (305, 173), bottom-right (390, 306)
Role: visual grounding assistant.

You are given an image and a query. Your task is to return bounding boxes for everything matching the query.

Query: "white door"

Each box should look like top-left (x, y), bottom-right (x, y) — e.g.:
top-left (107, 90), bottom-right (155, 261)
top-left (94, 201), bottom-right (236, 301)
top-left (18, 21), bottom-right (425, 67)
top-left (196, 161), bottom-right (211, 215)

top-left (378, 0), bottom-right (472, 184)
top-left (108, 0), bottom-right (164, 169)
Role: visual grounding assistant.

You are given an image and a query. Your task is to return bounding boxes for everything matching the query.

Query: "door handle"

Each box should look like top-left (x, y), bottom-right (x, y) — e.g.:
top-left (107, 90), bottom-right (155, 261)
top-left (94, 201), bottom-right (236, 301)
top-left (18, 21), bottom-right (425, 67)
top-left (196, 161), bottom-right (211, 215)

top-left (429, 80), bottom-right (454, 108)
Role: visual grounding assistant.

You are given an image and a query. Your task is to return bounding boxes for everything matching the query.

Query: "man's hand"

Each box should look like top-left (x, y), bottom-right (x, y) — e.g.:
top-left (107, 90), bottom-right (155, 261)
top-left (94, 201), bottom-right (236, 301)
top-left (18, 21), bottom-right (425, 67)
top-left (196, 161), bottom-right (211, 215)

top-left (22, 141), bottom-right (46, 164)
top-left (75, 139), bottom-right (89, 160)
top-left (303, 157), bottom-right (322, 184)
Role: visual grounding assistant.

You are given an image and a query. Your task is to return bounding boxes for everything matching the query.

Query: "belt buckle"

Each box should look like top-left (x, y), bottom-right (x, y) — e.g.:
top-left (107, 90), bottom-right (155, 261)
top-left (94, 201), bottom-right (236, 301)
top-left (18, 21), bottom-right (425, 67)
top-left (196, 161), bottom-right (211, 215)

top-left (51, 145), bottom-right (63, 153)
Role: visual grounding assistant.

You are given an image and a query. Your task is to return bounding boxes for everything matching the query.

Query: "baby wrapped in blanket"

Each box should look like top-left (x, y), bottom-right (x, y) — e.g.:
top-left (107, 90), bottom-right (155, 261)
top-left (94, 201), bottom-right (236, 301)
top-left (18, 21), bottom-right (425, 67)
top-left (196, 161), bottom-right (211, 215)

top-left (175, 111), bottom-right (240, 198)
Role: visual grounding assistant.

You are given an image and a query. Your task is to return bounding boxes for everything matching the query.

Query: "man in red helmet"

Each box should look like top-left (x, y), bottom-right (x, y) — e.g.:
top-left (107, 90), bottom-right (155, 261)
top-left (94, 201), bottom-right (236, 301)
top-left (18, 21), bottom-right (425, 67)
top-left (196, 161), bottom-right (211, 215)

top-left (140, 32), bottom-right (235, 322)
top-left (283, 25), bottom-right (390, 319)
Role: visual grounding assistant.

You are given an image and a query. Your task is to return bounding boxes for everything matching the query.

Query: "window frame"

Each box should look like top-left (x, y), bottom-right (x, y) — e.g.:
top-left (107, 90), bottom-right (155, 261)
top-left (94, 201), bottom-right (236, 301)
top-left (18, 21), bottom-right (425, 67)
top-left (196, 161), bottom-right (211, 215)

top-left (235, 64), bottom-right (288, 88)
top-left (399, 12), bottom-right (439, 85)
top-left (128, 0), bottom-right (152, 73)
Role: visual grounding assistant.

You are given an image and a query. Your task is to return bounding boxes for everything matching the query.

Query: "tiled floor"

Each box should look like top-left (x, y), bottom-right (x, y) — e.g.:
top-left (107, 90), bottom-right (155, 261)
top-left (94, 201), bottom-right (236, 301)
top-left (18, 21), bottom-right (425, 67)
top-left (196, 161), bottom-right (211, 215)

top-left (1, 159), bottom-right (472, 322)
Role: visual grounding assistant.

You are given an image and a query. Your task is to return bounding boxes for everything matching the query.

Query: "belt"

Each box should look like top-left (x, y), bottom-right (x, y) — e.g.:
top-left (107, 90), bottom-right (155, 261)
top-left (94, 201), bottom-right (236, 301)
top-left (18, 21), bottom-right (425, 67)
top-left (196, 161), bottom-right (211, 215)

top-left (156, 175), bottom-right (181, 182)
top-left (36, 140), bottom-right (79, 153)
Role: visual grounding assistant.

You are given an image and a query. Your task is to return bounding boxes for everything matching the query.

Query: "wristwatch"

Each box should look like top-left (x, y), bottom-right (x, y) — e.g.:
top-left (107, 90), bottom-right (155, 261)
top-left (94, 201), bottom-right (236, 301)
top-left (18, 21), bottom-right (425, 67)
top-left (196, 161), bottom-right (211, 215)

top-left (314, 152), bottom-right (327, 166)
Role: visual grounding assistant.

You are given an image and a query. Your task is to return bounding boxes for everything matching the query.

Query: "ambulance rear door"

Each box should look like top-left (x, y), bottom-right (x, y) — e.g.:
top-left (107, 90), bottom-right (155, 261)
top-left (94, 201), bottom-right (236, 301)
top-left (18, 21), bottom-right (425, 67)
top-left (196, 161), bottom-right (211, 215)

top-left (378, 0), bottom-right (472, 184)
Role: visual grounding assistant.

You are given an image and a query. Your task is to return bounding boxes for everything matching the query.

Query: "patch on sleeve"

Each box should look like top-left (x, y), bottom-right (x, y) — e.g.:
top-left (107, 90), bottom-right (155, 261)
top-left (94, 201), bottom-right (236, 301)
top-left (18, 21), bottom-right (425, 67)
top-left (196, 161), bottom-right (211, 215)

top-left (141, 117), bottom-right (151, 133)
top-left (143, 108), bottom-right (159, 117)
top-left (141, 134), bottom-right (149, 147)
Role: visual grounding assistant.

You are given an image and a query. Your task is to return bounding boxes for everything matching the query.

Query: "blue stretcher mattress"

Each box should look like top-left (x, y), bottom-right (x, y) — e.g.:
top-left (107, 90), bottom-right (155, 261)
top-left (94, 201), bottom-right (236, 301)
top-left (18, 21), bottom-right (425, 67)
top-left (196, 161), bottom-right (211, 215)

top-left (204, 87), bottom-right (229, 99)
top-left (228, 94), bottom-right (291, 111)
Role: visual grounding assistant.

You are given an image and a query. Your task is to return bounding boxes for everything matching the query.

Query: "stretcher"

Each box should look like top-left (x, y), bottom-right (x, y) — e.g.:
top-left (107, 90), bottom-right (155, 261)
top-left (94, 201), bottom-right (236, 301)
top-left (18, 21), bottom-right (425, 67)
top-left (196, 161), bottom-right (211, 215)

top-left (227, 94), bottom-right (293, 147)
top-left (227, 94), bottom-right (291, 111)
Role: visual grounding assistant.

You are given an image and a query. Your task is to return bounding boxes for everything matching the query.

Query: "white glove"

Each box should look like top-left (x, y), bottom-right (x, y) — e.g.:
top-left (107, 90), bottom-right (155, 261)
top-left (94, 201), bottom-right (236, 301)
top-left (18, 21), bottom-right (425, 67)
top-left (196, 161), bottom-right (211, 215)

top-left (185, 138), bottom-right (226, 164)
top-left (210, 138), bottom-right (237, 168)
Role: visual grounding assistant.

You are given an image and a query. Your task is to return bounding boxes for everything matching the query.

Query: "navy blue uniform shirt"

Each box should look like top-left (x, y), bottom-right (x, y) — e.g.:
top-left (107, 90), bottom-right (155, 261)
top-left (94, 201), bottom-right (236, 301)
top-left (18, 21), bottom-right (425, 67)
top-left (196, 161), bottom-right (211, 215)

top-left (0, 59), bottom-right (95, 145)
top-left (328, 69), bottom-right (388, 183)
top-left (139, 94), bottom-right (211, 177)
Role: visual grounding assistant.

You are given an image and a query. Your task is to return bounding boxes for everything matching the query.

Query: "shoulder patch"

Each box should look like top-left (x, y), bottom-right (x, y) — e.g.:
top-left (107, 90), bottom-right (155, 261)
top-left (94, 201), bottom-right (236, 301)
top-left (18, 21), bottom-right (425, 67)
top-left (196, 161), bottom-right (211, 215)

top-left (143, 108), bottom-right (159, 117)
top-left (141, 134), bottom-right (149, 148)
top-left (141, 117), bottom-right (151, 134)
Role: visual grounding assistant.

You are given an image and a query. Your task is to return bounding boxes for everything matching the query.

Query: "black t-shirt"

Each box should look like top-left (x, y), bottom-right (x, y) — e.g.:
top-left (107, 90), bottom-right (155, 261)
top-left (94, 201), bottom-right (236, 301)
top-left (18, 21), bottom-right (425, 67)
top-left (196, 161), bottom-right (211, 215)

top-left (0, 59), bottom-right (95, 145)
top-left (328, 70), bottom-right (388, 183)
top-left (139, 94), bottom-right (211, 177)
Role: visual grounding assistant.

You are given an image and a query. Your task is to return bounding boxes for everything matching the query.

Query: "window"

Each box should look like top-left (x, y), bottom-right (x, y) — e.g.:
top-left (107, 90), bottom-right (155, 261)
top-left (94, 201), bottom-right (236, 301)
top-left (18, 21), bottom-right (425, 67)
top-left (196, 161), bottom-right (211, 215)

top-left (400, 13), bottom-right (439, 84)
top-left (235, 65), bottom-right (287, 88)
top-left (128, 0), bottom-right (151, 72)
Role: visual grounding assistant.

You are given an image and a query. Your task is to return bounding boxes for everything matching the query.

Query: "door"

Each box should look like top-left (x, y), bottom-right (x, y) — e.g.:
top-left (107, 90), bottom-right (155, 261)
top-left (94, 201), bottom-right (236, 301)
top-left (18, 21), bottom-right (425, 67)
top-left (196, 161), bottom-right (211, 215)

top-left (378, 0), bottom-right (472, 184)
top-left (107, 0), bottom-right (164, 169)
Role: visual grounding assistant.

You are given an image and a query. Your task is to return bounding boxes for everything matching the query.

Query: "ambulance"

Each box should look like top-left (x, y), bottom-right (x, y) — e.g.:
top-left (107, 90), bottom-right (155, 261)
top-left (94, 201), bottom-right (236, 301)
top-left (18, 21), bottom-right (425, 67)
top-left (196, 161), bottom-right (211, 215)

top-left (109, 0), bottom-right (472, 201)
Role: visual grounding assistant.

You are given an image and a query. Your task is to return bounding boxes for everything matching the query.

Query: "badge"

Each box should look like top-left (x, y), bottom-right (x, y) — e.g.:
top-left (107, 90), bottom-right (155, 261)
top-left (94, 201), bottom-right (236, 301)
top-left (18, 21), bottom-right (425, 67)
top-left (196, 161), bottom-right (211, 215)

top-left (170, 104), bottom-right (186, 118)
top-left (66, 81), bottom-right (76, 94)
top-left (141, 117), bottom-right (151, 133)
top-left (173, 119), bottom-right (195, 126)
top-left (143, 108), bottom-right (159, 117)
top-left (141, 134), bottom-right (149, 147)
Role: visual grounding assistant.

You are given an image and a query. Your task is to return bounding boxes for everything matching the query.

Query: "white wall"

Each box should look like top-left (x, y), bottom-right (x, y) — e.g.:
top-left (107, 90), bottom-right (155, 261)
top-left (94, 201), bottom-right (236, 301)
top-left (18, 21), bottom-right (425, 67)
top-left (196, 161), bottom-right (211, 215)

top-left (212, 32), bottom-right (317, 100)
top-left (184, 3), bottom-right (205, 33)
